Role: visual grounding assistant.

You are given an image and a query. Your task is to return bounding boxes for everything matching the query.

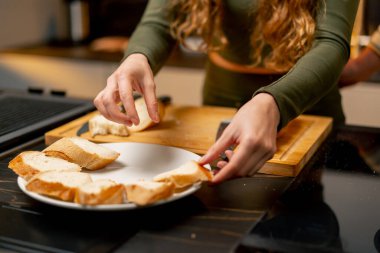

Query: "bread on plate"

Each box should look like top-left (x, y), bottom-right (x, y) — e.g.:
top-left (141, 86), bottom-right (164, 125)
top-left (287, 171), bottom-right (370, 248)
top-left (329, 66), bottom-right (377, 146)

top-left (43, 137), bottom-right (119, 170)
top-left (125, 180), bottom-right (175, 206)
top-left (26, 171), bottom-right (92, 201)
top-left (75, 179), bottom-right (125, 205)
top-left (8, 151), bottom-right (81, 181)
top-left (153, 160), bottom-right (213, 189)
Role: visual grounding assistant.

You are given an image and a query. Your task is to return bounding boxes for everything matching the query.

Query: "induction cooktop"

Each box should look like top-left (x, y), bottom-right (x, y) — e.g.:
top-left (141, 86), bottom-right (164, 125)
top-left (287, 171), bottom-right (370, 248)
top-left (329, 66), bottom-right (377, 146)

top-left (0, 91), bottom-right (94, 153)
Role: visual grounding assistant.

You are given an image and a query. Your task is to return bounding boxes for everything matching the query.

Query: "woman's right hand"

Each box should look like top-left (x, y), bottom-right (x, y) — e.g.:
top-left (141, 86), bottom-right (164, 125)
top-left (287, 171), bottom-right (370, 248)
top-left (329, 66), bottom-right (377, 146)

top-left (93, 53), bottom-right (160, 126)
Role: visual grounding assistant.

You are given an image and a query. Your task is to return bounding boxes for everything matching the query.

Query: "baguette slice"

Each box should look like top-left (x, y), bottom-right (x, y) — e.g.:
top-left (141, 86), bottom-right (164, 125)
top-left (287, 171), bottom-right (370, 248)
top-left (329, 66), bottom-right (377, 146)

top-left (89, 114), bottom-right (129, 137)
top-left (75, 179), bottom-right (125, 205)
top-left (127, 97), bottom-right (165, 132)
top-left (125, 181), bottom-right (175, 206)
top-left (153, 160), bottom-right (213, 189)
top-left (43, 137), bottom-right (119, 170)
top-left (26, 171), bottom-right (92, 201)
top-left (8, 151), bottom-right (81, 181)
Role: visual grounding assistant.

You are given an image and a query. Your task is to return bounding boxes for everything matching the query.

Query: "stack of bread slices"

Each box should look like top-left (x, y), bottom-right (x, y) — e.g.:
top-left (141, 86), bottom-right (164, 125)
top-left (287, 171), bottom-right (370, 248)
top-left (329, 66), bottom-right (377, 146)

top-left (8, 137), bottom-right (212, 206)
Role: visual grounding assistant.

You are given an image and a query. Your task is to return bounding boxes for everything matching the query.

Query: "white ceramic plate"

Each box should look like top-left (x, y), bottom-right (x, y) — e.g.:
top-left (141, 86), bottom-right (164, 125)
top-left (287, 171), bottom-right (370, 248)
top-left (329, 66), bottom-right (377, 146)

top-left (17, 142), bottom-right (205, 211)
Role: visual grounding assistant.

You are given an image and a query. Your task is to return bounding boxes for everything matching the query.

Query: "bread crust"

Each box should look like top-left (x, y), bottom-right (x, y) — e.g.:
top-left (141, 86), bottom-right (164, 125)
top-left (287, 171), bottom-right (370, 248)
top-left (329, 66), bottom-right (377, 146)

top-left (26, 171), bottom-right (92, 201)
top-left (154, 161), bottom-right (213, 188)
top-left (125, 181), bottom-right (175, 206)
top-left (43, 137), bottom-right (118, 170)
top-left (75, 183), bottom-right (125, 205)
top-left (8, 151), bottom-right (81, 181)
top-left (26, 179), bottom-right (77, 201)
top-left (8, 152), bottom-right (40, 180)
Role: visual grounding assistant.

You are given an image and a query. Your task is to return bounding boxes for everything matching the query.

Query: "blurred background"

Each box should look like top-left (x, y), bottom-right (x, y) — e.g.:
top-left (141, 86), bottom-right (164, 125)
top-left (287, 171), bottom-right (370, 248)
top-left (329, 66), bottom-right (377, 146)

top-left (0, 0), bottom-right (379, 127)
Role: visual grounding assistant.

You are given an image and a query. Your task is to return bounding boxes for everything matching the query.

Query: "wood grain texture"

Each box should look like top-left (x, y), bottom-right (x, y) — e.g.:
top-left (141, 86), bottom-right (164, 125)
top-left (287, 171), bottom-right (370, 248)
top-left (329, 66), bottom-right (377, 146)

top-left (44, 105), bottom-right (332, 177)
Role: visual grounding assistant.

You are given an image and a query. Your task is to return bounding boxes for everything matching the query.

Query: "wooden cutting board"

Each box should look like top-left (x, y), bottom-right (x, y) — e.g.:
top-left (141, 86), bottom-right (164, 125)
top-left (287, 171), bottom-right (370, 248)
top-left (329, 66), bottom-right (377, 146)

top-left (45, 105), bottom-right (332, 177)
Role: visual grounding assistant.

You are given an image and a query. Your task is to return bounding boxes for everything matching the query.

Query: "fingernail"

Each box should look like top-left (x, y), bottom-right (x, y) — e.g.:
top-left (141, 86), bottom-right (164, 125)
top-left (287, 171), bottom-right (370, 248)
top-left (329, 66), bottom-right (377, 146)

top-left (153, 112), bottom-right (159, 123)
top-left (124, 120), bottom-right (132, 127)
top-left (133, 117), bottom-right (140, 125)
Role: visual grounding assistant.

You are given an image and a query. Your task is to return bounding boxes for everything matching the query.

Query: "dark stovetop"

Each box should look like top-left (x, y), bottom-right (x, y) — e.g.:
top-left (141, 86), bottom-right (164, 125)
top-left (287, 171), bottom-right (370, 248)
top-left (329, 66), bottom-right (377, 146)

top-left (236, 125), bottom-right (380, 253)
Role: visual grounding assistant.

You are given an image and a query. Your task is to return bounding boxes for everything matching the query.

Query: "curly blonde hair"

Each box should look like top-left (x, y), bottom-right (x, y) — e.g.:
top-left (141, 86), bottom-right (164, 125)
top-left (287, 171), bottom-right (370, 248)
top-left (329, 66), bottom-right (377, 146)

top-left (168, 0), bottom-right (324, 72)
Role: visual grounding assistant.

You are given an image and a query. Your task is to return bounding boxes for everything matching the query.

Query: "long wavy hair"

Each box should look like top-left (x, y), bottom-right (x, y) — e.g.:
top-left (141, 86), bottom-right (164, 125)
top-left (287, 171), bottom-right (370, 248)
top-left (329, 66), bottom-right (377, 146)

top-left (168, 0), bottom-right (324, 72)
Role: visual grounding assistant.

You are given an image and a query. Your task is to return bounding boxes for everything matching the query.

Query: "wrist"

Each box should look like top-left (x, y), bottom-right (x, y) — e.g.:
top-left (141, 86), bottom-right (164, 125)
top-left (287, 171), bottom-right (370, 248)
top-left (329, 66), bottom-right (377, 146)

top-left (128, 53), bottom-right (148, 62)
top-left (251, 93), bottom-right (280, 127)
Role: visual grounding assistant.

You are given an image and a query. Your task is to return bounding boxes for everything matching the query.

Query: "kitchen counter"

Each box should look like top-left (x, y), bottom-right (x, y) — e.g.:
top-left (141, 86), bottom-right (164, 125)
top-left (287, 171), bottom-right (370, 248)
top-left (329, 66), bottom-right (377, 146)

top-left (1, 42), bottom-right (207, 69)
top-left (0, 124), bottom-right (379, 253)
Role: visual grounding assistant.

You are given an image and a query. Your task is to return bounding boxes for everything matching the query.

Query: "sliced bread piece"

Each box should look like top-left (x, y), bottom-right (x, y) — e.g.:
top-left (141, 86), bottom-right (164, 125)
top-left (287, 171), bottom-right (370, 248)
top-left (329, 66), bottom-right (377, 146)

top-left (8, 151), bottom-right (81, 181)
top-left (43, 137), bottom-right (119, 170)
top-left (26, 171), bottom-right (92, 201)
top-left (153, 160), bottom-right (213, 189)
top-left (89, 114), bottom-right (129, 137)
top-left (127, 97), bottom-right (165, 132)
top-left (125, 181), bottom-right (175, 206)
top-left (75, 179), bottom-right (125, 205)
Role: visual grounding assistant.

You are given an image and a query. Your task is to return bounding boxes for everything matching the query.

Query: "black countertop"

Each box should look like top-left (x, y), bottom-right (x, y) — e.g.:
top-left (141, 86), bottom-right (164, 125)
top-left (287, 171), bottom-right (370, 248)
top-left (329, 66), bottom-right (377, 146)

top-left (237, 125), bottom-right (380, 253)
top-left (0, 124), bottom-right (379, 253)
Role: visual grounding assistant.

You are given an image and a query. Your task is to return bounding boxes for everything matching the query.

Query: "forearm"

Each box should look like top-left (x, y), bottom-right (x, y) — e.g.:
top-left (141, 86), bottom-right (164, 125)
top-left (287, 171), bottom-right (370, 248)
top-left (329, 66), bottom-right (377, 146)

top-left (254, 0), bottom-right (359, 128)
top-left (340, 47), bottom-right (380, 87)
top-left (256, 41), bottom-right (348, 128)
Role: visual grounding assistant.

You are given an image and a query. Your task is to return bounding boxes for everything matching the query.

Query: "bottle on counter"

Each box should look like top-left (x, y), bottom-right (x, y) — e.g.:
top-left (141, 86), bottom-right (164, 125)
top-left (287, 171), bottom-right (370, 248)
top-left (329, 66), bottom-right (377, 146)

top-left (66, 0), bottom-right (89, 44)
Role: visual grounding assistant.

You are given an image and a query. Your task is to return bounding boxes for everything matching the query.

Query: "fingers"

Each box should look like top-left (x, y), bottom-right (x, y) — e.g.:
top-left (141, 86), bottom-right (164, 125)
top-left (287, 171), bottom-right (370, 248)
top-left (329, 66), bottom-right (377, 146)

top-left (94, 75), bottom-right (134, 125)
top-left (143, 82), bottom-right (159, 123)
top-left (198, 131), bottom-right (235, 166)
top-left (211, 142), bottom-right (255, 184)
top-left (215, 150), bottom-right (234, 169)
top-left (212, 140), bottom-right (275, 184)
top-left (118, 75), bottom-right (139, 125)
top-left (94, 53), bottom-right (157, 126)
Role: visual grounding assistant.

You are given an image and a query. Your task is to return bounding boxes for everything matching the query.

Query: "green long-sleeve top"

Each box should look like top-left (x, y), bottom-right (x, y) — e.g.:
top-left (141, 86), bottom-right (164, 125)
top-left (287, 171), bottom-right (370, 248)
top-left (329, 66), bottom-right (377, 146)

top-left (125, 0), bottom-right (359, 129)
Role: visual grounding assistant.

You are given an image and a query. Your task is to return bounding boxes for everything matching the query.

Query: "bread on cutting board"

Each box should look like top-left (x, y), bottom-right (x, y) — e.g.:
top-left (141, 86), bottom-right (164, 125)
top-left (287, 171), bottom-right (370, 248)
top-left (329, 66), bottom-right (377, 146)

top-left (153, 160), bottom-right (213, 189)
top-left (89, 114), bottom-right (129, 137)
top-left (75, 179), bottom-right (125, 205)
top-left (8, 151), bottom-right (82, 181)
top-left (26, 171), bottom-right (92, 201)
top-left (125, 180), bottom-right (175, 206)
top-left (43, 137), bottom-right (119, 170)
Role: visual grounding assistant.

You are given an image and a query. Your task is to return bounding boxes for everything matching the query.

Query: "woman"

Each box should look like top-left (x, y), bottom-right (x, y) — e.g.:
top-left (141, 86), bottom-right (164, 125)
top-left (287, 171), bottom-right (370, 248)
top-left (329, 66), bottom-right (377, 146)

top-left (94, 0), bottom-right (359, 183)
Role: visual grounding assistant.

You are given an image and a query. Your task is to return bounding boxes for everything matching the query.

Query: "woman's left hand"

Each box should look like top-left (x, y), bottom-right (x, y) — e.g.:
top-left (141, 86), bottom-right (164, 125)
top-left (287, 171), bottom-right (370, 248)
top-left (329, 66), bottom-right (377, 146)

top-left (198, 93), bottom-right (280, 184)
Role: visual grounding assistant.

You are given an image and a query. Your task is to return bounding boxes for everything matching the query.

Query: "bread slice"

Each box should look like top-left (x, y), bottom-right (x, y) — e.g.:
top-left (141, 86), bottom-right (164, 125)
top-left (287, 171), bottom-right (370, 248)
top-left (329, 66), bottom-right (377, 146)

top-left (89, 114), bottom-right (129, 137)
top-left (125, 181), bottom-right (175, 206)
top-left (127, 97), bottom-right (165, 132)
top-left (153, 160), bottom-right (213, 189)
top-left (43, 137), bottom-right (120, 170)
top-left (8, 151), bottom-right (81, 181)
top-left (75, 179), bottom-right (125, 205)
top-left (26, 171), bottom-right (92, 201)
